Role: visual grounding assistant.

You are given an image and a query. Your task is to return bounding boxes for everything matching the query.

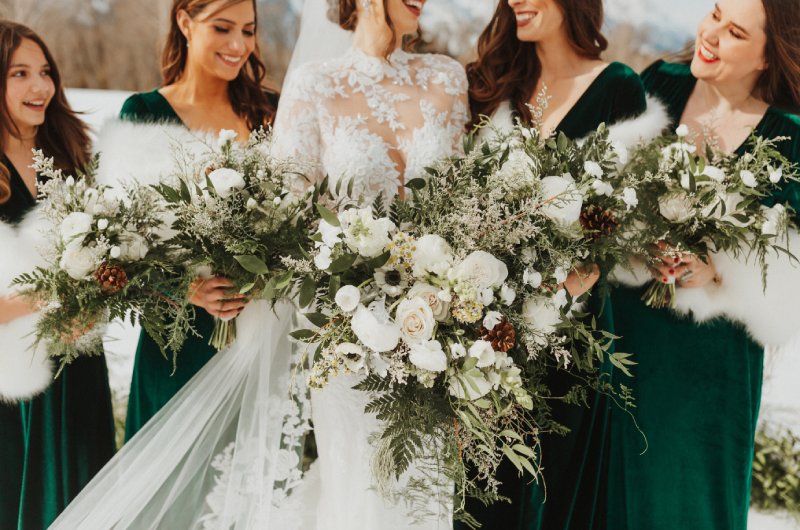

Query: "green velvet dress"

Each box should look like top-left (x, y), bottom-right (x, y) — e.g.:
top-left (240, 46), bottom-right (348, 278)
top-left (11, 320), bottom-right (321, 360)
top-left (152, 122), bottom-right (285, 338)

top-left (0, 156), bottom-right (115, 530)
top-left (459, 62), bottom-right (647, 530)
top-left (119, 89), bottom-right (219, 440)
top-left (605, 60), bottom-right (800, 530)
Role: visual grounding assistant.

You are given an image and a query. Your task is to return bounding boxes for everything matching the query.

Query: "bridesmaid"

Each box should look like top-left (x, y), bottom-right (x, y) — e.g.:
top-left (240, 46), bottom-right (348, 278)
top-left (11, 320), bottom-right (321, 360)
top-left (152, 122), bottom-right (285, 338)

top-left (0, 20), bottom-right (115, 530)
top-left (607, 0), bottom-right (800, 528)
top-left (460, 1), bottom-right (646, 528)
top-left (121, 0), bottom-right (278, 440)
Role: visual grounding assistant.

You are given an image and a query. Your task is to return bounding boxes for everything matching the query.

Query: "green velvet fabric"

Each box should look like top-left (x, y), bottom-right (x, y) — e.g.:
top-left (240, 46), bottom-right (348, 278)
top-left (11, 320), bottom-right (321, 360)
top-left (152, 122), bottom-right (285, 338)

top-left (458, 62), bottom-right (647, 530)
top-left (118, 89), bottom-right (220, 441)
top-left (605, 60), bottom-right (800, 530)
top-left (0, 157), bottom-right (115, 530)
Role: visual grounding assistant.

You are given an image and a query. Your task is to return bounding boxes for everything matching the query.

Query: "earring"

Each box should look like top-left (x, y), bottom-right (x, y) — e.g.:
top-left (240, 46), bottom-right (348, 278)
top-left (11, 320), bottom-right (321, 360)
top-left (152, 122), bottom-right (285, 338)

top-left (361, 0), bottom-right (370, 14)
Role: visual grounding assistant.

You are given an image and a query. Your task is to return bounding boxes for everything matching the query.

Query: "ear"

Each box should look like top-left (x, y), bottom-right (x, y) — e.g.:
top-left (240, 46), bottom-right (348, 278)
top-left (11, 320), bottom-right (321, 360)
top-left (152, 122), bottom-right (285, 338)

top-left (176, 9), bottom-right (192, 41)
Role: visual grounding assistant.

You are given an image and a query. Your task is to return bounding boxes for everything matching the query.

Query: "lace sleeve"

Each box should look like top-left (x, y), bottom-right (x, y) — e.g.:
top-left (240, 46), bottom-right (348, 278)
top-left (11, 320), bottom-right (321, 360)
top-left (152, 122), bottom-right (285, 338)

top-left (418, 54), bottom-right (469, 155)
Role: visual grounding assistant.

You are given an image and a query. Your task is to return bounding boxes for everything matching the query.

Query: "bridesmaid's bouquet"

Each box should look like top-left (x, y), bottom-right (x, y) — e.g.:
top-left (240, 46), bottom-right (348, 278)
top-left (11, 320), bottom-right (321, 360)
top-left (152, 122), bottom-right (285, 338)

top-left (627, 126), bottom-right (800, 308)
top-left (13, 151), bottom-right (177, 367)
top-left (153, 129), bottom-right (315, 350)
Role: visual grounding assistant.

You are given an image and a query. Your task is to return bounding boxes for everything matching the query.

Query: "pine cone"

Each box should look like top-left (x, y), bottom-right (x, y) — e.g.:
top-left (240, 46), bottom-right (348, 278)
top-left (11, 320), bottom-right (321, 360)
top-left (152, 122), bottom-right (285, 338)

top-left (95, 262), bottom-right (128, 295)
top-left (480, 320), bottom-right (516, 353)
top-left (580, 205), bottom-right (618, 241)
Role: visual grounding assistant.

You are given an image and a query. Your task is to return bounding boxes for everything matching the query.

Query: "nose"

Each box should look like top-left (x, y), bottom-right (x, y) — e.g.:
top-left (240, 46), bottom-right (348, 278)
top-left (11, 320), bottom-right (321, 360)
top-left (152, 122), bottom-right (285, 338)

top-left (229, 33), bottom-right (245, 53)
top-left (508, 0), bottom-right (523, 7)
top-left (700, 19), bottom-right (721, 46)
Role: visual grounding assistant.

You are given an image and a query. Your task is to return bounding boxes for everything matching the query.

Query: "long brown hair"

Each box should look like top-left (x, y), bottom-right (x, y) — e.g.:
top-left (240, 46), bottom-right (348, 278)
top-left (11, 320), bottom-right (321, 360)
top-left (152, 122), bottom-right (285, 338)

top-left (0, 20), bottom-right (90, 205)
top-left (467, 0), bottom-right (607, 127)
top-left (161, 0), bottom-right (277, 129)
top-left (757, 0), bottom-right (800, 112)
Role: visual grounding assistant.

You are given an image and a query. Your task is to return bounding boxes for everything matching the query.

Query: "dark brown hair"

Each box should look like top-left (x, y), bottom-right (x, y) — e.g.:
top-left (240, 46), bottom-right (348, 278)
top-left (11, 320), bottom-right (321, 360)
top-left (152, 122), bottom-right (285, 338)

top-left (335, 0), bottom-right (400, 58)
top-left (0, 20), bottom-right (90, 205)
top-left (756, 0), bottom-right (800, 111)
top-left (162, 0), bottom-right (277, 129)
top-left (467, 0), bottom-right (607, 127)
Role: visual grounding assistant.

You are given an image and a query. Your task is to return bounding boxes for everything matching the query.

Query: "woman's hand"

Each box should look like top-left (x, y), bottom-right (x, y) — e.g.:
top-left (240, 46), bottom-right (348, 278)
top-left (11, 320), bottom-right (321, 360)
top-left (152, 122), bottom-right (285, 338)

top-left (649, 245), bottom-right (721, 289)
top-left (563, 264), bottom-right (601, 297)
top-left (188, 277), bottom-right (247, 319)
top-left (0, 294), bottom-right (37, 325)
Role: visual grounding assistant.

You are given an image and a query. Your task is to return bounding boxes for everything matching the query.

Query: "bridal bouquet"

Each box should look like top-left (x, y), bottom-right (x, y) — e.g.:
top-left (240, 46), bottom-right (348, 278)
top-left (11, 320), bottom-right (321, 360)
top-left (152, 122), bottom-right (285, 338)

top-left (153, 129), bottom-right (315, 350)
top-left (627, 126), bottom-right (800, 308)
top-left (13, 151), bottom-right (177, 367)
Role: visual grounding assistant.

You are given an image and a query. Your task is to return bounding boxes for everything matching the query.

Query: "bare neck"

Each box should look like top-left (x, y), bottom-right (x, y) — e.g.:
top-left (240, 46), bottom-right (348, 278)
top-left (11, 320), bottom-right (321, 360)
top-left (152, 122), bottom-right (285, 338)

top-left (168, 66), bottom-right (231, 107)
top-left (352, 25), bottom-right (402, 58)
top-left (535, 32), bottom-right (592, 81)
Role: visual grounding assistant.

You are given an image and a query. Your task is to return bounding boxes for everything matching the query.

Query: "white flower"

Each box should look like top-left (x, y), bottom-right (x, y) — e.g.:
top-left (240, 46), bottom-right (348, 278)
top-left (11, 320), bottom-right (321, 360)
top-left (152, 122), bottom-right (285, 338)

top-left (680, 171), bottom-right (691, 190)
top-left (523, 268), bottom-right (543, 288)
top-left (335, 285), bottom-right (361, 313)
top-left (450, 343), bottom-right (467, 359)
top-left (676, 124), bottom-right (690, 137)
top-left (246, 198), bottom-right (258, 210)
top-left (65, 176), bottom-right (75, 187)
top-left (740, 170), bottom-right (757, 188)
top-left (522, 297), bottom-right (562, 334)
top-left (109, 246), bottom-right (121, 259)
top-left (702, 192), bottom-right (752, 227)
top-left (408, 340), bottom-right (447, 372)
top-left (217, 129), bottom-right (238, 147)
top-left (336, 343), bottom-right (366, 372)
top-left (318, 219), bottom-right (343, 248)
top-left (396, 297), bottom-right (436, 343)
top-left (769, 167), bottom-right (783, 184)
top-left (703, 165), bottom-right (726, 182)
top-left (482, 311), bottom-right (503, 331)
top-left (540, 175), bottom-right (584, 227)
top-left (591, 179), bottom-right (614, 196)
top-left (500, 283), bottom-right (516, 305)
top-left (374, 267), bottom-right (409, 297)
top-left (411, 234), bottom-right (454, 277)
top-left (408, 282), bottom-right (450, 321)
top-left (496, 150), bottom-right (536, 191)
top-left (552, 288), bottom-right (569, 309)
top-left (208, 168), bottom-right (246, 198)
top-left (455, 251), bottom-right (509, 290)
top-left (658, 193), bottom-right (695, 223)
top-left (621, 187), bottom-right (638, 211)
top-left (761, 203), bottom-right (786, 236)
top-left (611, 141), bottom-right (629, 165)
top-left (449, 370), bottom-right (492, 400)
top-left (59, 241), bottom-right (100, 280)
top-left (314, 246), bottom-right (332, 270)
top-left (119, 232), bottom-right (149, 261)
top-left (479, 288), bottom-right (495, 306)
top-left (468, 340), bottom-right (496, 368)
top-left (351, 302), bottom-right (401, 353)
top-left (584, 161), bottom-right (604, 178)
top-left (554, 266), bottom-right (568, 284)
top-left (339, 208), bottom-right (395, 258)
top-left (60, 212), bottom-right (93, 245)
top-left (96, 219), bottom-right (109, 230)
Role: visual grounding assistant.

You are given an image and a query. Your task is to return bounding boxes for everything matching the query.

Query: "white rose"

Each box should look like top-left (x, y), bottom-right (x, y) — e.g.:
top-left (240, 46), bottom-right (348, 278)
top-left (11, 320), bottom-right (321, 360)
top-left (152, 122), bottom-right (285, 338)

top-left (208, 168), bottom-right (246, 198)
top-left (449, 370), bottom-right (492, 400)
top-left (408, 339), bottom-right (447, 373)
top-left (59, 241), bottom-right (100, 280)
top-left (411, 234), bottom-right (454, 277)
top-left (97, 218), bottom-right (109, 231)
top-left (740, 170), bottom-right (757, 188)
top-left (584, 161), bottom-right (603, 178)
top-left (340, 208), bottom-right (395, 258)
top-left (770, 167), bottom-right (783, 184)
top-left (408, 283), bottom-right (450, 321)
top-left (621, 187), bottom-right (638, 211)
top-left (336, 342), bottom-right (366, 372)
top-left (335, 285), bottom-right (361, 313)
top-left (676, 124), bottom-right (690, 137)
top-left (318, 219), bottom-right (343, 248)
top-left (658, 193), bottom-right (695, 223)
top-left (522, 297), bottom-right (562, 334)
top-left (450, 343), bottom-right (467, 359)
top-left (468, 339), bottom-right (496, 368)
top-left (119, 232), bottom-right (149, 261)
top-left (314, 246), bottom-right (332, 270)
top-left (60, 212), bottom-right (93, 245)
top-left (217, 128), bottom-right (238, 147)
top-left (591, 179), bottom-right (614, 197)
top-left (396, 297), bottom-right (436, 343)
top-left (702, 166), bottom-right (726, 182)
top-left (456, 251), bottom-right (509, 290)
top-left (523, 269), bottom-right (543, 288)
top-left (761, 204), bottom-right (786, 236)
top-left (540, 175), bottom-right (584, 227)
top-left (482, 311), bottom-right (503, 331)
top-left (500, 283), bottom-right (516, 305)
top-left (351, 302), bottom-right (401, 353)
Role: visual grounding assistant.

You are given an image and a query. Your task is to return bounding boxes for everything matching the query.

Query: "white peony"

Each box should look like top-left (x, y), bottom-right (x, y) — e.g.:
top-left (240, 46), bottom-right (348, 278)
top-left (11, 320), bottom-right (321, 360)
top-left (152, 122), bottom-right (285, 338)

top-left (449, 370), bottom-right (492, 400)
top-left (408, 282), bottom-right (450, 321)
top-left (702, 165), bottom-right (726, 182)
top-left (396, 297), bottom-right (436, 343)
top-left (60, 212), bottom-right (93, 245)
top-left (408, 340), bottom-right (447, 372)
top-left (208, 168), bottom-right (246, 198)
top-left (658, 193), bottom-right (695, 223)
top-left (584, 161), bottom-right (603, 178)
top-left (119, 232), bottom-right (149, 261)
top-left (455, 251), bottom-right (509, 290)
top-left (591, 179), bottom-right (614, 197)
top-left (522, 297), bottom-right (562, 334)
top-left (411, 234), bottom-right (454, 277)
top-left (314, 246), bottom-right (332, 270)
top-left (59, 241), bottom-right (100, 280)
top-left (217, 129), bottom-right (238, 147)
top-left (339, 208), bottom-right (395, 258)
top-left (621, 187), bottom-right (638, 211)
top-left (335, 285), bottom-right (361, 313)
top-left (761, 203), bottom-right (786, 236)
top-left (351, 302), bottom-right (401, 353)
top-left (336, 342), bottom-right (366, 372)
top-left (482, 311), bottom-right (503, 331)
top-left (468, 340), bottom-right (496, 368)
top-left (540, 175), bottom-right (584, 227)
top-left (740, 170), bottom-right (757, 188)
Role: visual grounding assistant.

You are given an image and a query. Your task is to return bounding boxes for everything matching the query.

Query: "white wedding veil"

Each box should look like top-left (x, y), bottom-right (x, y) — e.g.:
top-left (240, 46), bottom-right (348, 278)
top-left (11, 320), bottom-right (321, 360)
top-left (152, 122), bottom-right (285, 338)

top-left (285, 0), bottom-right (353, 79)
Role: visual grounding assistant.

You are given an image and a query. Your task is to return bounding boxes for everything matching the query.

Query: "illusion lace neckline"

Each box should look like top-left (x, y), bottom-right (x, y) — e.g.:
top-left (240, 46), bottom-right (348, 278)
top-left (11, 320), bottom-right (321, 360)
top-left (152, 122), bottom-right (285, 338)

top-left (344, 46), bottom-right (413, 82)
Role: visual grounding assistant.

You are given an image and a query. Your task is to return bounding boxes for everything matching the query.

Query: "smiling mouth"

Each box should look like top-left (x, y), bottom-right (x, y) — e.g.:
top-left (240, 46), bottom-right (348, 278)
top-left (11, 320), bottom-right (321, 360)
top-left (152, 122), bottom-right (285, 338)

top-left (697, 44), bottom-right (719, 63)
top-left (402, 0), bottom-right (424, 17)
top-left (23, 99), bottom-right (46, 111)
top-left (217, 53), bottom-right (244, 67)
top-left (515, 11), bottom-right (538, 28)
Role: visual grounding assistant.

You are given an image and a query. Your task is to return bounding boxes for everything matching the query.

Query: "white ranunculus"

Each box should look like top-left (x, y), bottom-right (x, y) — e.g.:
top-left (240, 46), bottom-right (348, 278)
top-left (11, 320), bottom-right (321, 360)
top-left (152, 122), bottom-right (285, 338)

top-left (408, 282), bottom-right (450, 321)
top-left (450, 343), bottom-right (467, 359)
top-left (676, 124), bottom-right (690, 137)
top-left (449, 370), bottom-right (492, 400)
top-left (584, 161), bottom-right (603, 178)
top-left (408, 339), bottom-right (447, 372)
top-left (456, 251), bottom-right (509, 290)
top-left (59, 241), bottom-right (99, 280)
top-left (318, 219), bottom-right (343, 247)
top-left (314, 246), bottom-right (332, 270)
top-left (119, 233), bottom-right (149, 261)
top-left (523, 268), bottom-right (543, 288)
top-left (482, 311), bottom-right (503, 331)
top-left (411, 234), bottom-right (454, 277)
top-left (335, 285), bottom-right (361, 313)
top-left (703, 165), bottom-right (726, 182)
top-left (621, 187), bottom-right (638, 211)
top-left (540, 175), bottom-right (584, 227)
top-left (339, 208), bottom-right (395, 258)
top-left (500, 283), bottom-right (516, 305)
top-left (396, 297), bottom-right (436, 343)
top-left (110, 246), bottom-right (121, 259)
top-left (351, 302), bottom-right (401, 353)
top-left (740, 170), bottom-right (757, 188)
top-left (522, 297), bottom-right (562, 334)
top-left (60, 211), bottom-right (93, 245)
top-left (658, 193), bottom-right (695, 223)
top-left (591, 179), bottom-right (614, 197)
top-left (208, 168), bottom-right (246, 198)
top-left (336, 342), bottom-right (366, 372)
top-left (468, 339), bottom-right (496, 368)
top-left (761, 203), bottom-right (786, 236)
top-left (217, 129), bottom-right (238, 147)
top-left (769, 167), bottom-right (783, 184)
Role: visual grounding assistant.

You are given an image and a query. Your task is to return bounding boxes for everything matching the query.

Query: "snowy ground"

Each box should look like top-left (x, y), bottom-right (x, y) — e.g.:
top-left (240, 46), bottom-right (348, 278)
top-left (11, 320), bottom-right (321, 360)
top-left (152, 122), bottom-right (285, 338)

top-left (64, 88), bottom-right (800, 529)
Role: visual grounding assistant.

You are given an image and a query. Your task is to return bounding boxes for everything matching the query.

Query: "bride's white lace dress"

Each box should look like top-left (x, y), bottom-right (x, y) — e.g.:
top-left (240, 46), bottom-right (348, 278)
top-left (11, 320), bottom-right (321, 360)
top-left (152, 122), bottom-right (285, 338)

top-left (273, 46), bottom-right (468, 530)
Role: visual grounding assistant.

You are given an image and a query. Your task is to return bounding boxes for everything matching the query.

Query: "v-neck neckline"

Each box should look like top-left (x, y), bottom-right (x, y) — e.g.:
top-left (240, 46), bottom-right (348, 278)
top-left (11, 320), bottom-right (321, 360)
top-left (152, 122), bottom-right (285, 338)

top-left (2, 154), bottom-right (37, 202)
top-left (553, 62), bottom-right (617, 134)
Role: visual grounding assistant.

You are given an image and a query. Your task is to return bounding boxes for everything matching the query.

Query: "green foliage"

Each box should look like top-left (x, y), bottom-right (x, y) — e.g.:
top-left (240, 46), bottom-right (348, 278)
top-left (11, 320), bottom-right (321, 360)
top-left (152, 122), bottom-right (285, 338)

top-left (751, 428), bottom-right (800, 519)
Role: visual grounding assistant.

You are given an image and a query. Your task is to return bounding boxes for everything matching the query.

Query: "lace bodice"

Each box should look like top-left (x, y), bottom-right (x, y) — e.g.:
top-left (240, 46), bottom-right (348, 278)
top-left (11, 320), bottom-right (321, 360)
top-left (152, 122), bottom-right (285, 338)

top-left (274, 47), bottom-right (469, 202)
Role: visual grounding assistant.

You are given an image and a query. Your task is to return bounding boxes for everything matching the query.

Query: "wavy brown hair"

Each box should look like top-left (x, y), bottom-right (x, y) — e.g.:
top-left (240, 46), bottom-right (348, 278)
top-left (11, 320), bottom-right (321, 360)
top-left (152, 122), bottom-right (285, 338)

top-left (162, 0), bottom-right (277, 129)
top-left (754, 0), bottom-right (800, 112)
top-left (467, 0), bottom-right (607, 127)
top-left (0, 20), bottom-right (90, 205)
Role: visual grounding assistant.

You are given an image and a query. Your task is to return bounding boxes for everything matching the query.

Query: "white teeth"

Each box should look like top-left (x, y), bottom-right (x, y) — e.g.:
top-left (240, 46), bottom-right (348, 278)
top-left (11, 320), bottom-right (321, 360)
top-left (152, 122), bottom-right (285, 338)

top-left (700, 46), bottom-right (718, 60)
top-left (25, 100), bottom-right (44, 106)
top-left (516, 12), bottom-right (534, 22)
top-left (403, 0), bottom-right (422, 9)
top-left (219, 54), bottom-right (242, 64)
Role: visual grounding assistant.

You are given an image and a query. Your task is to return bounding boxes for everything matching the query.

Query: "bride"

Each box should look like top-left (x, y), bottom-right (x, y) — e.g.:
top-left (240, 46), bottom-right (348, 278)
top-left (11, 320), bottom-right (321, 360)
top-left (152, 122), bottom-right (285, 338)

top-left (50, 0), bottom-right (467, 528)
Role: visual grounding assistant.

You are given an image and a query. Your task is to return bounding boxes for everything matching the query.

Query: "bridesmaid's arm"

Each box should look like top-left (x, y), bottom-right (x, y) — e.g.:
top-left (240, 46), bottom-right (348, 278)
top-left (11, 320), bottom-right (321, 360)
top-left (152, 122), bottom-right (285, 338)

top-left (0, 294), bottom-right (35, 324)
